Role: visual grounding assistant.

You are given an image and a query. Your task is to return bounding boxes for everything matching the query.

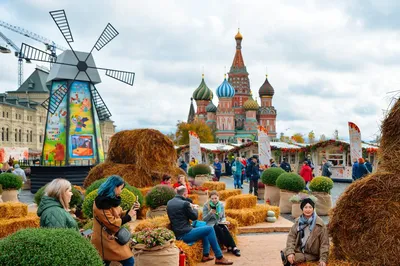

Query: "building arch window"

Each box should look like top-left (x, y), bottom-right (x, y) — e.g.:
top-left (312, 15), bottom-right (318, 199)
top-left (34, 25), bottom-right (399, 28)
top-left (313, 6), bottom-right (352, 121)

top-left (19, 114), bottom-right (21, 120)
top-left (30, 131), bottom-right (33, 142)
top-left (1, 127), bottom-right (4, 141)
top-left (6, 112), bottom-right (8, 118)
top-left (6, 128), bottom-right (9, 141)
top-left (2, 112), bottom-right (4, 117)
top-left (19, 129), bottom-right (22, 142)
top-left (39, 135), bottom-right (42, 143)
top-left (15, 113), bottom-right (18, 119)
top-left (26, 130), bottom-right (29, 142)
top-left (15, 129), bottom-right (18, 142)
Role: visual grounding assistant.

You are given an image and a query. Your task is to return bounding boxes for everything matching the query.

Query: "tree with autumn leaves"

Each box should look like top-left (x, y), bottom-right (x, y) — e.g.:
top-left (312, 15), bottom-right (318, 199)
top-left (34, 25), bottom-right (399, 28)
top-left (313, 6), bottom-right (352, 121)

top-left (173, 120), bottom-right (215, 145)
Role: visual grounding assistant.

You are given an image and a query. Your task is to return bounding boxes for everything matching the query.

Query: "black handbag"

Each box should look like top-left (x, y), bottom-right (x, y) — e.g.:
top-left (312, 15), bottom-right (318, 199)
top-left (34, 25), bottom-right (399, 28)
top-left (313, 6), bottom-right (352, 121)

top-left (95, 213), bottom-right (131, 246)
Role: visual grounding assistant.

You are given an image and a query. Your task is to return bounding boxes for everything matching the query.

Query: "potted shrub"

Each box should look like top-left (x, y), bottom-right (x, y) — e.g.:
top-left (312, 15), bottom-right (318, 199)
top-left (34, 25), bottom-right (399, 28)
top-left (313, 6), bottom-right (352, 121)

top-left (145, 185), bottom-right (176, 219)
top-left (257, 182), bottom-right (265, 200)
top-left (0, 173), bottom-right (23, 202)
top-left (276, 173), bottom-right (305, 214)
top-left (187, 167), bottom-right (195, 185)
top-left (309, 176), bottom-right (334, 216)
top-left (261, 168), bottom-right (285, 206)
top-left (190, 186), bottom-right (209, 205)
top-left (132, 228), bottom-right (179, 266)
top-left (192, 164), bottom-right (211, 186)
top-left (289, 194), bottom-right (318, 218)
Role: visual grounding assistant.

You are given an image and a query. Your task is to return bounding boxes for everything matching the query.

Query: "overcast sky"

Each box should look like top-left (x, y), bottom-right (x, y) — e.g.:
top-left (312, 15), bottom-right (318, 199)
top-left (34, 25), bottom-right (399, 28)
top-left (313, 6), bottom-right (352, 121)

top-left (0, 0), bottom-right (398, 141)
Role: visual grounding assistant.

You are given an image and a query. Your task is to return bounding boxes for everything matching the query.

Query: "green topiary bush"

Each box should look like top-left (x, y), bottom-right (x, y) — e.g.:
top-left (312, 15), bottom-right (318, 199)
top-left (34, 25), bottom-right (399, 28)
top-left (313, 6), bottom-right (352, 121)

top-left (261, 168), bottom-right (286, 186)
top-left (309, 176), bottom-right (334, 193)
top-left (145, 185), bottom-right (176, 209)
top-left (276, 173), bottom-right (305, 192)
top-left (192, 164), bottom-right (211, 176)
top-left (85, 177), bottom-right (143, 205)
top-left (34, 185), bottom-right (83, 209)
top-left (0, 228), bottom-right (103, 266)
top-left (0, 173), bottom-right (23, 190)
top-left (188, 167), bottom-right (195, 177)
top-left (82, 188), bottom-right (136, 218)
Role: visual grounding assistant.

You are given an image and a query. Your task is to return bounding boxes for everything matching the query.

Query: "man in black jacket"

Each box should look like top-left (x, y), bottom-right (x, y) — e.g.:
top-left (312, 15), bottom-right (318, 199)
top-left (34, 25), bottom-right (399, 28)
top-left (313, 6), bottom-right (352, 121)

top-left (280, 157), bottom-right (292, 172)
top-left (247, 156), bottom-right (261, 198)
top-left (167, 186), bottom-right (233, 265)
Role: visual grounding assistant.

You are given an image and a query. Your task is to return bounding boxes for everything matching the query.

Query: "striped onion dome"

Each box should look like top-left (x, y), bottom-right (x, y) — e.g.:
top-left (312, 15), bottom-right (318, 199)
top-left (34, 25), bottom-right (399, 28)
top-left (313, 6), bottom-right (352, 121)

top-left (193, 74), bottom-right (213, 101)
top-left (243, 93), bottom-right (259, 111)
top-left (206, 101), bottom-right (217, 113)
top-left (216, 76), bottom-right (235, 98)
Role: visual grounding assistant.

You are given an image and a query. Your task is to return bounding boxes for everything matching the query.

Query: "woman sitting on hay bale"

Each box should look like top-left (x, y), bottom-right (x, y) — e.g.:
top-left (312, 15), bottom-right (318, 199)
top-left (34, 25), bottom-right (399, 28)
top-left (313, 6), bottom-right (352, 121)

top-left (173, 174), bottom-right (191, 194)
top-left (281, 198), bottom-right (329, 266)
top-left (203, 191), bottom-right (240, 257)
top-left (161, 174), bottom-right (172, 186)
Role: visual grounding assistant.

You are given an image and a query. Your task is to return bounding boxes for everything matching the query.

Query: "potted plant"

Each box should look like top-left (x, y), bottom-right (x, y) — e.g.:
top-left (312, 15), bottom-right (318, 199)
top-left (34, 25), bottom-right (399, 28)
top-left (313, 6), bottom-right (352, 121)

top-left (0, 173), bottom-right (23, 202)
top-left (289, 194), bottom-right (318, 218)
top-left (132, 228), bottom-right (179, 266)
top-left (257, 182), bottom-right (265, 200)
top-left (309, 176), bottom-right (334, 216)
top-left (261, 168), bottom-right (285, 206)
top-left (276, 173), bottom-right (305, 214)
top-left (192, 164), bottom-right (211, 186)
top-left (145, 185), bottom-right (176, 219)
top-left (190, 186), bottom-right (209, 205)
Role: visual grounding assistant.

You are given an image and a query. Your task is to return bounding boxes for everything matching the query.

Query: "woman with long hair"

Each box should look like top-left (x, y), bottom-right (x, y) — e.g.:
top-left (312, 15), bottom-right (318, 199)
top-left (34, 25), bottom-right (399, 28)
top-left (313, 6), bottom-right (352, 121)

top-left (91, 175), bottom-right (139, 266)
top-left (173, 174), bottom-right (191, 194)
top-left (203, 191), bottom-right (240, 257)
top-left (37, 178), bottom-right (78, 229)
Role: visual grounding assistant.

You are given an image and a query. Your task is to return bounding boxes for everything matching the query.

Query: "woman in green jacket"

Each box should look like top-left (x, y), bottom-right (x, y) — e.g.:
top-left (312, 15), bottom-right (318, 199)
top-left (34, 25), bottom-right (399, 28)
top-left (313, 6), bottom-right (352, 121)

top-left (37, 178), bottom-right (78, 230)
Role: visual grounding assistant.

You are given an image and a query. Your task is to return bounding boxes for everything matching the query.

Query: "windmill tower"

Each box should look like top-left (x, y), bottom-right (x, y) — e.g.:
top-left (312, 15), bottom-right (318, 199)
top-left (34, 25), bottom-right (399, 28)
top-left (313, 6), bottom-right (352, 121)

top-left (18, 10), bottom-right (135, 165)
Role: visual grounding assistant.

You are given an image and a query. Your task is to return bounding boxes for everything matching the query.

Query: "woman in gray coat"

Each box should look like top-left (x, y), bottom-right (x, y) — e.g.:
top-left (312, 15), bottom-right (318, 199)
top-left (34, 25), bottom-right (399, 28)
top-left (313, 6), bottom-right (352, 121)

top-left (203, 190), bottom-right (240, 256)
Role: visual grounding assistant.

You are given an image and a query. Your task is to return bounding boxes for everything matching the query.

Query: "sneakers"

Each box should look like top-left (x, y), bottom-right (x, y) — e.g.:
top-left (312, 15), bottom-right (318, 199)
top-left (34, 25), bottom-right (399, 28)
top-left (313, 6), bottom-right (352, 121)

top-left (215, 257), bottom-right (233, 265)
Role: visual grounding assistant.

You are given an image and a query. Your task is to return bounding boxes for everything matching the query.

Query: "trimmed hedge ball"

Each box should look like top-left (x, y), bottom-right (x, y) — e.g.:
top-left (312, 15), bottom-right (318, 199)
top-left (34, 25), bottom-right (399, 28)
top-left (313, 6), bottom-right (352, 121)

top-left (309, 176), bottom-right (334, 193)
top-left (261, 167), bottom-right (286, 186)
top-left (145, 185), bottom-right (176, 210)
top-left (82, 188), bottom-right (136, 218)
top-left (188, 167), bottom-right (195, 178)
top-left (34, 185), bottom-right (83, 209)
top-left (0, 173), bottom-right (23, 190)
top-left (0, 228), bottom-right (103, 266)
top-left (84, 177), bottom-right (143, 205)
top-left (276, 173), bottom-right (305, 192)
top-left (192, 164), bottom-right (211, 176)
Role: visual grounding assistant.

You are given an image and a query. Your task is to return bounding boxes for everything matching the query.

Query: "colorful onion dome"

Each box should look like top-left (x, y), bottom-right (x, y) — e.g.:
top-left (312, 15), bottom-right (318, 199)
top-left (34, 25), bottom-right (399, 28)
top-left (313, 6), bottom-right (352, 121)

top-left (243, 93), bottom-right (259, 111)
top-left (193, 74), bottom-right (213, 101)
top-left (235, 29), bottom-right (243, 40)
top-left (259, 74), bottom-right (274, 97)
top-left (216, 75), bottom-right (235, 98)
top-left (206, 101), bottom-right (217, 113)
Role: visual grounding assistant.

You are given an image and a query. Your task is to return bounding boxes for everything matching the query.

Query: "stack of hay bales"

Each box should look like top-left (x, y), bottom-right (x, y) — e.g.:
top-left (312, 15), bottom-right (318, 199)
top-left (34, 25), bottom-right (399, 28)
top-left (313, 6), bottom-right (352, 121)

top-left (218, 189), bottom-right (242, 201)
top-left (329, 99), bottom-right (400, 265)
top-left (202, 181), bottom-right (226, 191)
top-left (0, 202), bottom-right (39, 238)
top-left (134, 215), bottom-right (239, 266)
top-left (225, 195), bottom-right (280, 226)
top-left (84, 129), bottom-right (186, 188)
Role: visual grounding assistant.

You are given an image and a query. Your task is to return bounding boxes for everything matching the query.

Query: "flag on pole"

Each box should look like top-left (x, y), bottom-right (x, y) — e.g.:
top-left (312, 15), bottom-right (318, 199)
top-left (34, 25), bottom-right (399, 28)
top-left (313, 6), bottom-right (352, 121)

top-left (189, 131), bottom-right (202, 163)
top-left (348, 122), bottom-right (362, 163)
top-left (258, 125), bottom-right (272, 166)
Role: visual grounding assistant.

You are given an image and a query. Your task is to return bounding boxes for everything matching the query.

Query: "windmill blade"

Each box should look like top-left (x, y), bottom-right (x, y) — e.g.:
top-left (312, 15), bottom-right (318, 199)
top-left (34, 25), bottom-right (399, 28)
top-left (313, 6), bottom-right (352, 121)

top-left (19, 43), bottom-right (55, 63)
top-left (41, 84), bottom-right (68, 114)
top-left (91, 84), bottom-right (112, 120)
top-left (92, 23), bottom-right (119, 52)
top-left (105, 69), bottom-right (135, 86)
top-left (49, 10), bottom-right (74, 43)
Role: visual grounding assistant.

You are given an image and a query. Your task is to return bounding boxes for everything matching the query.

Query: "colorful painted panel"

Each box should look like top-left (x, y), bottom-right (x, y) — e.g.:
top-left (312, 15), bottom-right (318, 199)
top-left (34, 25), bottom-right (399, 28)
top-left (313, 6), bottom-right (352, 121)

top-left (92, 85), bottom-right (105, 161)
top-left (42, 81), bottom-right (68, 164)
top-left (68, 81), bottom-right (97, 164)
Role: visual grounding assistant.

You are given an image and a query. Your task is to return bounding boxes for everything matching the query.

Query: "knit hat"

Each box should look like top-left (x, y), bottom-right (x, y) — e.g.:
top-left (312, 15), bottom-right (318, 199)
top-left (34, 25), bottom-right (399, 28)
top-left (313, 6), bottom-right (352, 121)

top-left (300, 198), bottom-right (315, 210)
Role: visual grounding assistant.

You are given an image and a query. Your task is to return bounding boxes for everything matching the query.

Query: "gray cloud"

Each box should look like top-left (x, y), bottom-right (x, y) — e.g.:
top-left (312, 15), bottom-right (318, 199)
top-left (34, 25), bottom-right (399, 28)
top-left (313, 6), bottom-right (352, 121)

top-left (286, 80), bottom-right (351, 98)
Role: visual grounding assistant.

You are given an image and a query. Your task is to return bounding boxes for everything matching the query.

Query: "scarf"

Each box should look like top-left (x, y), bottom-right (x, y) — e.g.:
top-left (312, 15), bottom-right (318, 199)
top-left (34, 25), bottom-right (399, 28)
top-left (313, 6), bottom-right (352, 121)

top-left (297, 212), bottom-right (317, 252)
top-left (209, 201), bottom-right (222, 219)
top-left (95, 195), bottom-right (122, 210)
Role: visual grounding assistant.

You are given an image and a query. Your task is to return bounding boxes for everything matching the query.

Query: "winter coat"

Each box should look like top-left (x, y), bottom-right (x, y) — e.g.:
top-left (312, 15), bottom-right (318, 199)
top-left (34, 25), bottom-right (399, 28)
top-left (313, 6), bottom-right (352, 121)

top-left (213, 162), bottom-right (222, 172)
top-left (283, 215), bottom-right (329, 263)
top-left (280, 162), bottom-right (292, 172)
top-left (356, 163), bottom-right (369, 179)
top-left (91, 196), bottom-right (133, 262)
top-left (352, 162), bottom-right (359, 180)
top-left (180, 162), bottom-right (188, 173)
top-left (232, 160), bottom-right (244, 175)
top-left (167, 195), bottom-right (198, 238)
top-left (321, 163), bottom-right (332, 178)
top-left (365, 162), bottom-right (373, 173)
top-left (189, 160), bottom-right (198, 167)
top-left (37, 196), bottom-right (78, 230)
top-left (202, 200), bottom-right (226, 226)
top-left (246, 161), bottom-right (260, 181)
top-left (300, 165), bottom-right (313, 182)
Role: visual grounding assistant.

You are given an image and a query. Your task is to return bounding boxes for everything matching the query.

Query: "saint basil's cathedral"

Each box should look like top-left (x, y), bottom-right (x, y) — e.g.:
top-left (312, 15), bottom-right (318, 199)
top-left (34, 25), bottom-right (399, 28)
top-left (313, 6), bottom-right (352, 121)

top-left (188, 30), bottom-right (277, 144)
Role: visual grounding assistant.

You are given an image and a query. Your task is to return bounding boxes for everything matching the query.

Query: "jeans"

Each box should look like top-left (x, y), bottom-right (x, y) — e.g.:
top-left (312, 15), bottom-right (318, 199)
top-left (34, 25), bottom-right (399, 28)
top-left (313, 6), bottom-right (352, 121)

top-left (249, 179), bottom-right (258, 196)
top-left (104, 256), bottom-right (134, 266)
top-left (180, 226), bottom-right (223, 258)
top-left (241, 172), bottom-right (245, 185)
top-left (213, 224), bottom-right (236, 249)
top-left (233, 174), bottom-right (241, 189)
top-left (215, 171), bottom-right (221, 181)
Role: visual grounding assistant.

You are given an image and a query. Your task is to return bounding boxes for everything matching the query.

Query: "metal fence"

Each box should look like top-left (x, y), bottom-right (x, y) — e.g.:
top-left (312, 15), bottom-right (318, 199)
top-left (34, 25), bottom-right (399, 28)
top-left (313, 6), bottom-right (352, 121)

top-left (16, 159), bottom-right (106, 167)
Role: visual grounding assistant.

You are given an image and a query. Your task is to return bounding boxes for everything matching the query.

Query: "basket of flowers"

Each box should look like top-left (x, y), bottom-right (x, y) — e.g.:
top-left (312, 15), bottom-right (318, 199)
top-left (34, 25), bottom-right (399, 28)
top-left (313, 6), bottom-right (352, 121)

top-left (190, 186), bottom-right (209, 205)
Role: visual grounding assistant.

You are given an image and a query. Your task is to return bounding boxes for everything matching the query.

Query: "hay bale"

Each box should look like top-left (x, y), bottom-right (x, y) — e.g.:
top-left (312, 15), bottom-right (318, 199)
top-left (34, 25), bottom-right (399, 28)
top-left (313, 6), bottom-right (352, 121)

top-left (84, 162), bottom-right (185, 188)
top-left (175, 241), bottom-right (203, 266)
top-left (202, 181), bottom-right (226, 191)
top-left (107, 129), bottom-right (177, 168)
top-left (187, 194), bottom-right (199, 205)
top-left (0, 213), bottom-right (39, 238)
top-left (137, 205), bottom-right (150, 220)
top-left (225, 204), bottom-right (277, 226)
top-left (0, 202), bottom-right (28, 219)
top-left (218, 189), bottom-right (242, 201)
top-left (134, 215), bottom-right (171, 232)
top-left (225, 194), bottom-right (257, 210)
top-left (138, 187), bottom-right (153, 197)
top-left (265, 204), bottom-right (280, 218)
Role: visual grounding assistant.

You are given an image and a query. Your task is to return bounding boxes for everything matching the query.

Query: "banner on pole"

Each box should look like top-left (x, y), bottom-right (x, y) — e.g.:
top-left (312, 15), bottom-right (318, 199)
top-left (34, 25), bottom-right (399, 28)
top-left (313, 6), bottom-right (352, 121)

top-left (348, 122), bottom-right (362, 164)
top-left (189, 131), bottom-right (202, 163)
top-left (258, 125), bottom-right (271, 166)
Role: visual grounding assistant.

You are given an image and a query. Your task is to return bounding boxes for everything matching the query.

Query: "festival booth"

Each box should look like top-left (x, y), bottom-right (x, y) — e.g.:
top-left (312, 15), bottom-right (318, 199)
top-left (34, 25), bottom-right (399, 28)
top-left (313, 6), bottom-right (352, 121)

top-left (176, 143), bottom-right (235, 165)
top-left (303, 140), bottom-right (379, 182)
